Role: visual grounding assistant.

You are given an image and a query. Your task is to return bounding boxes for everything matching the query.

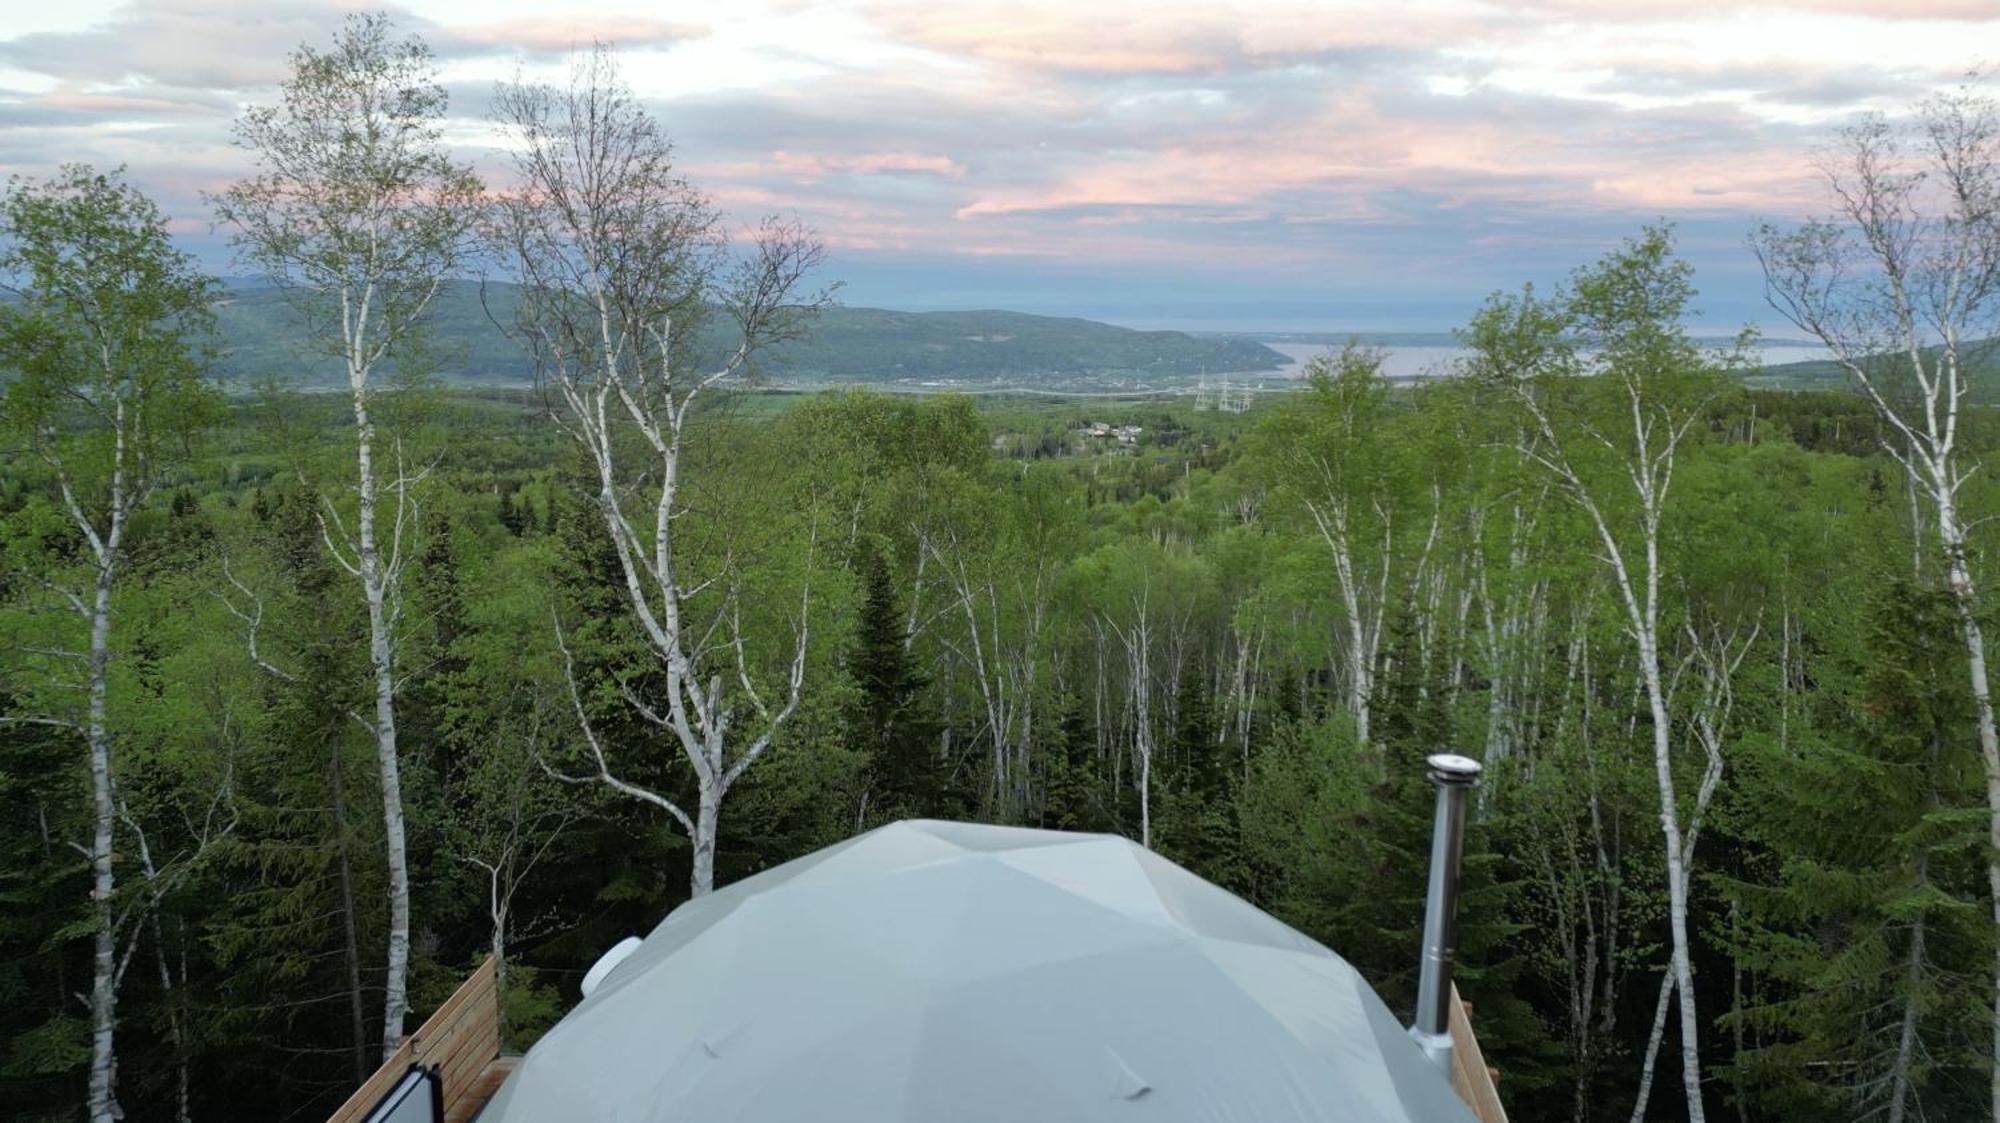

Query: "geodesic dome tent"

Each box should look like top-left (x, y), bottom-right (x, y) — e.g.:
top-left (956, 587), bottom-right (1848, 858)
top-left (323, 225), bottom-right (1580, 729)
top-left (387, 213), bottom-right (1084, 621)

top-left (483, 819), bottom-right (1478, 1123)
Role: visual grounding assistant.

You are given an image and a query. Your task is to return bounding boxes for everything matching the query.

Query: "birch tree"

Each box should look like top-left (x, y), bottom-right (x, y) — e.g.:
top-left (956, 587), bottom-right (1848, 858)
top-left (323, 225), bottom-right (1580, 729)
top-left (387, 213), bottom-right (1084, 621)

top-left (920, 484), bottom-right (1029, 810)
top-left (1754, 80), bottom-right (2000, 1119)
top-left (451, 692), bottom-right (580, 996)
top-left (213, 13), bottom-right (482, 1055)
top-left (1467, 227), bottom-right (1738, 1123)
top-left (1074, 539), bottom-right (1208, 848)
top-left (911, 467), bottom-right (1072, 817)
top-left (1253, 345), bottom-right (1406, 747)
top-left (0, 166), bottom-right (222, 1123)
top-left (491, 46), bottom-right (831, 897)
top-left (1511, 609), bottom-right (1641, 1123)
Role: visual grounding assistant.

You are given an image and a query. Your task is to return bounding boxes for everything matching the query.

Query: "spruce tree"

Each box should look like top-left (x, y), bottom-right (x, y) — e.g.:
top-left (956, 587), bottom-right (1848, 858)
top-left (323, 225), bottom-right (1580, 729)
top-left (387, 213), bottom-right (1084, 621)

top-left (1243, 606), bottom-right (1552, 1093)
top-left (205, 480), bottom-right (383, 1105)
top-left (847, 548), bottom-right (942, 821)
top-left (1722, 581), bottom-right (1990, 1121)
top-left (1156, 666), bottom-right (1243, 888)
top-left (1041, 694), bottom-right (1117, 833)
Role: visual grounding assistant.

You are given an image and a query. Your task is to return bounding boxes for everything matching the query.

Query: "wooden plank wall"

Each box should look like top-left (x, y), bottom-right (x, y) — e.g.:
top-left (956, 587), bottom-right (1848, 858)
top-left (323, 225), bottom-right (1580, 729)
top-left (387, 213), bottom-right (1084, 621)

top-left (413, 956), bottom-right (501, 1120)
top-left (324, 956), bottom-right (501, 1123)
top-left (1448, 984), bottom-right (1510, 1123)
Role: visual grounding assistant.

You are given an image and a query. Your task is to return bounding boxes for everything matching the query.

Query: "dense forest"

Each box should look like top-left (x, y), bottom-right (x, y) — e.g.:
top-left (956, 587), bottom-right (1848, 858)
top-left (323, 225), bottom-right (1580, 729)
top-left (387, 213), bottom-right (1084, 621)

top-left (4, 16), bottom-right (2000, 1123)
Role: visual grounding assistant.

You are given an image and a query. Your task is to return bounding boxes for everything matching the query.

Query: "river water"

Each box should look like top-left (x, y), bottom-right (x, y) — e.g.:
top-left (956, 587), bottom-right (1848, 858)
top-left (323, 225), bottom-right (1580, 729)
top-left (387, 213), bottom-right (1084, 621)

top-left (1254, 340), bottom-right (1831, 381)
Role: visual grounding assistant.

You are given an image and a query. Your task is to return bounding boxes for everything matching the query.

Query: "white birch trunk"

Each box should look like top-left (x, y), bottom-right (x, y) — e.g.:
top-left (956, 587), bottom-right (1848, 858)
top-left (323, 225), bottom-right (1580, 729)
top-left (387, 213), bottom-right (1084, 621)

top-left (1309, 500), bottom-right (1382, 748)
top-left (80, 405), bottom-right (133, 1123)
top-left (350, 378), bottom-right (413, 1058)
top-left (1630, 620), bottom-right (1751, 1123)
top-left (692, 778), bottom-right (722, 898)
top-left (86, 557), bottom-right (119, 1123)
top-left (1508, 368), bottom-right (1711, 1123)
top-left (1103, 597), bottom-right (1156, 848)
top-left (1644, 632), bottom-right (1706, 1123)
top-left (1131, 616), bottom-right (1154, 850)
top-left (128, 819), bottom-right (192, 1123)
top-left (1629, 968), bottom-right (1675, 1123)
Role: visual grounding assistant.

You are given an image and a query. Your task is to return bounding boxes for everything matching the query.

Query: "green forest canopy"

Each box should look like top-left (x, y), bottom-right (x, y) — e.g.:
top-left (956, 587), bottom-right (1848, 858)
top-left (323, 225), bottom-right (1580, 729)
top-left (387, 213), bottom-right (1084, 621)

top-left (5, 318), bottom-right (1998, 1121)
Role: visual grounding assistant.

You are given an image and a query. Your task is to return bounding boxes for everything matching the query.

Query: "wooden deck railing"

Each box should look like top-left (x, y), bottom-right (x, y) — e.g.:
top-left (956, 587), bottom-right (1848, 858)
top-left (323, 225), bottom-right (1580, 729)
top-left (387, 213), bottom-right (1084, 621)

top-left (1449, 984), bottom-right (1509, 1123)
top-left (324, 956), bottom-right (503, 1123)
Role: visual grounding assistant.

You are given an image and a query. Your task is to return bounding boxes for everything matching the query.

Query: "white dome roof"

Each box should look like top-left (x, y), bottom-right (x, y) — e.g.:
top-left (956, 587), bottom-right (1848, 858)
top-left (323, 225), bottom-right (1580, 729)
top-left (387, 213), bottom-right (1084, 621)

top-left (484, 820), bottom-right (1477, 1123)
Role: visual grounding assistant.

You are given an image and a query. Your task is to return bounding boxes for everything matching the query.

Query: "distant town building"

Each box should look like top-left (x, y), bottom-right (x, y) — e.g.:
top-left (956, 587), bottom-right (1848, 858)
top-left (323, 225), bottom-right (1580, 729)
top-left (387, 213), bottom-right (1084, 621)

top-left (1073, 421), bottom-right (1144, 453)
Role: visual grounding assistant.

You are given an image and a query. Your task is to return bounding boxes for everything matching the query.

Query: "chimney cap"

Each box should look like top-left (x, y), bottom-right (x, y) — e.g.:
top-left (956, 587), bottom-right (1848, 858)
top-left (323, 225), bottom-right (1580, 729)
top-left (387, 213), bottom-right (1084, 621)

top-left (1425, 753), bottom-right (1482, 783)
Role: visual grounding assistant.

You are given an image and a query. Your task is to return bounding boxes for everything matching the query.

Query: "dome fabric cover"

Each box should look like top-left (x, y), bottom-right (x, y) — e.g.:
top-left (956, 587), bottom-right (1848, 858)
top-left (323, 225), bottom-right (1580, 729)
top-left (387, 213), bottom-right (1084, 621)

top-left (483, 819), bottom-right (1478, 1123)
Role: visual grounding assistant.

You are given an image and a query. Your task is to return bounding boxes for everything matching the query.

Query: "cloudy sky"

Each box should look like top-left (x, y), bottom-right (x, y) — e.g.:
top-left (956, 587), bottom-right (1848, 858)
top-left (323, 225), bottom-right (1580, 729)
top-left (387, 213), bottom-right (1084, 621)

top-left (0, 0), bottom-right (1990, 331)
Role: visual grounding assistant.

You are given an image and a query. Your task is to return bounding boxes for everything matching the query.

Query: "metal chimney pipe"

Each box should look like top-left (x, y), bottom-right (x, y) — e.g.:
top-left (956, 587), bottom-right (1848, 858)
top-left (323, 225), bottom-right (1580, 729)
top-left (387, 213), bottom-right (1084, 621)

top-left (1409, 752), bottom-right (1483, 1075)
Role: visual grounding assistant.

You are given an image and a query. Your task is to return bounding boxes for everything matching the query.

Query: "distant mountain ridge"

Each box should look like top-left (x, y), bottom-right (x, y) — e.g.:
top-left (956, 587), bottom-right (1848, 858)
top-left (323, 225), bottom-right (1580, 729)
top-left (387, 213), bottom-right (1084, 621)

top-left (210, 281), bottom-right (1289, 388)
top-left (1745, 338), bottom-right (2000, 399)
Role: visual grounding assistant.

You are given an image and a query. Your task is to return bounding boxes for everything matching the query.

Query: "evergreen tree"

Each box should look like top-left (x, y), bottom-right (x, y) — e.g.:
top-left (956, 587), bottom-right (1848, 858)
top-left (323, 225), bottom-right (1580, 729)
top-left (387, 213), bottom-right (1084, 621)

top-left (1723, 581), bottom-right (1991, 1121)
top-left (1040, 695), bottom-right (1117, 833)
top-left (848, 547), bottom-right (943, 821)
top-left (497, 488), bottom-right (529, 537)
top-left (0, 701), bottom-right (90, 1117)
top-left (1156, 665), bottom-right (1243, 887)
top-left (402, 504), bottom-right (470, 776)
top-left (1242, 606), bottom-right (1554, 1095)
top-left (204, 479), bottom-right (384, 1112)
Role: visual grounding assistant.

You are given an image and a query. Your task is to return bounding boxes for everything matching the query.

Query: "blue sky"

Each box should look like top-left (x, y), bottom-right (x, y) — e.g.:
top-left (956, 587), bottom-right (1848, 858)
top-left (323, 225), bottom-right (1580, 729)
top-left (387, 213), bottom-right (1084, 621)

top-left (0, 0), bottom-right (1991, 332)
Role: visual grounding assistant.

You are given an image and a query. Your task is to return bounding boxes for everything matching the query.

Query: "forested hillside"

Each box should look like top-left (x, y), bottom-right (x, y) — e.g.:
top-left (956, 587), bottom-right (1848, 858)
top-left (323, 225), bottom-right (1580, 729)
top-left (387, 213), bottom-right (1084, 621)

top-left (1747, 338), bottom-right (2000, 397)
top-left (211, 282), bottom-right (1287, 388)
top-left (5, 17), bottom-right (2000, 1123)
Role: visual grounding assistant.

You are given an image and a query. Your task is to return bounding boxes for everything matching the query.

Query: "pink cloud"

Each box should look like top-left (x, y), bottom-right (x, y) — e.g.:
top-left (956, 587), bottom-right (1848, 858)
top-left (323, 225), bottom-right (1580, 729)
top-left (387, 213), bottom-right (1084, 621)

top-left (430, 13), bottom-right (707, 55)
top-left (33, 92), bottom-right (217, 115)
top-left (865, 1), bottom-right (1478, 75)
top-left (941, 85), bottom-right (1831, 231)
top-left (4, 0), bottom-right (1988, 304)
top-left (1530, 0), bottom-right (2000, 20)
top-left (769, 151), bottom-right (966, 179)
